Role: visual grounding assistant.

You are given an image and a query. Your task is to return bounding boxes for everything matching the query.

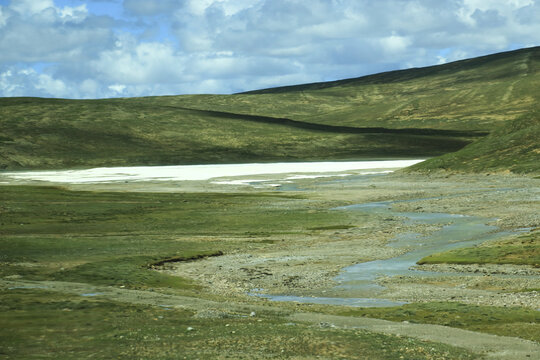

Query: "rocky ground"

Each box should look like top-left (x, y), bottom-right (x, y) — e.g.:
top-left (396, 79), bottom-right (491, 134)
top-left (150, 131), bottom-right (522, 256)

top-left (157, 172), bottom-right (540, 309)
top-left (380, 265), bottom-right (540, 309)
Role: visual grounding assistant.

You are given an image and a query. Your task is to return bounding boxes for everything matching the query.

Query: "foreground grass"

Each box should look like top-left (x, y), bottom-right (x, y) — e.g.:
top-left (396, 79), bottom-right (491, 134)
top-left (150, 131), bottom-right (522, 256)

top-left (336, 302), bottom-right (540, 343)
top-left (418, 229), bottom-right (540, 267)
top-left (0, 289), bottom-right (478, 359)
top-left (0, 183), bottom-right (536, 358)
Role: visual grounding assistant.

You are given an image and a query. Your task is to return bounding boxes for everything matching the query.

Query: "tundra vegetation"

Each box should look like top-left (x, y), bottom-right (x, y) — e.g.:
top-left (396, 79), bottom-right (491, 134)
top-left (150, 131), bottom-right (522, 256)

top-left (1, 47), bottom-right (539, 359)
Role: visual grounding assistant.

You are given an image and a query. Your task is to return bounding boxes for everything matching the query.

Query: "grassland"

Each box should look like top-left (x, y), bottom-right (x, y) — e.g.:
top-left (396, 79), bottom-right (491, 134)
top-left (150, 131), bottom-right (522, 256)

top-left (181, 47), bottom-right (539, 131)
top-left (336, 302), bottom-right (540, 343)
top-left (0, 96), bottom-right (472, 170)
top-left (408, 112), bottom-right (540, 174)
top-left (2, 47), bottom-right (538, 171)
top-left (1, 290), bottom-right (479, 360)
top-left (0, 185), bottom-right (361, 290)
top-left (418, 229), bottom-right (540, 267)
top-left (1, 184), bottom-right (487, 359)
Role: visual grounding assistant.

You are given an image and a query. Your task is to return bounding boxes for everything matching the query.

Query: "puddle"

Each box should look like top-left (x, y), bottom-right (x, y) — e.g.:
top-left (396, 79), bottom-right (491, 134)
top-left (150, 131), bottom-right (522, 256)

top-left (81, 292), bottom-right (104, 297)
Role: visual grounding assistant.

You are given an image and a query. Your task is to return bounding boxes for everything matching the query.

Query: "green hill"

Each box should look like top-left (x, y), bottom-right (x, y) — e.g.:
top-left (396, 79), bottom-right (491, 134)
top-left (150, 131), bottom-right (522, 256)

top-left (0, 46), bottom-right (538, 171)
top-left (407, 111), bottom-right (539, 174)
top-left (173, 46), bottom-right (539, 131)
top-left (0, 97), bottom-right (472, 170)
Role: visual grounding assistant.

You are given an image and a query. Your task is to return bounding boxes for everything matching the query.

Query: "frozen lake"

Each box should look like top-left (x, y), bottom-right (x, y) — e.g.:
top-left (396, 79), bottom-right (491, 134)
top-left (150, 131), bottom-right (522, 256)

top-left (0, 160), bottom-right (424, 184)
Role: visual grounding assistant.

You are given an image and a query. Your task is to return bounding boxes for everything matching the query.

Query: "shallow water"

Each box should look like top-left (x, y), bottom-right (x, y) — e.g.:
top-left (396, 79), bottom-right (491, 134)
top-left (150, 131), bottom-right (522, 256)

top-left (251, 292), bottom-right (407, 307)
top-left (256, 200), bottom-right (512, 307)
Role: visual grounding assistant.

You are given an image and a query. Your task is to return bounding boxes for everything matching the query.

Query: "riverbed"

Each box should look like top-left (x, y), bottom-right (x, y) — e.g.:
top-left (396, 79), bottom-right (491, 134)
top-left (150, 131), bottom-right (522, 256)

top-left (157, 172), bottom-right (539, 309)
top-left (2, 163), bottom-right (538, 309)
top-left (252, 200), bottom-right (520, 307)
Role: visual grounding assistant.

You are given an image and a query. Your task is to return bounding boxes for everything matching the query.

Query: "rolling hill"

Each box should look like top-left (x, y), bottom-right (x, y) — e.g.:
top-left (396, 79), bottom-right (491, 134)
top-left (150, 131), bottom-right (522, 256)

top-left (0, 46), bottom-right (538, 171)
top-left (408, 111), bottom-right (539, 174)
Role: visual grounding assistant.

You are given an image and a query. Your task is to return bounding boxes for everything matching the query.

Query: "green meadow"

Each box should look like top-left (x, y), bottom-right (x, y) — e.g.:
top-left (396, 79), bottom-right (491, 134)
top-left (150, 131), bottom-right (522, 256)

top-left (418, 229), bottom-right (540, 267)
top-left (336, 301), bottom-right (540, 343)
top-left (0, 185), bottom-right (360, 290)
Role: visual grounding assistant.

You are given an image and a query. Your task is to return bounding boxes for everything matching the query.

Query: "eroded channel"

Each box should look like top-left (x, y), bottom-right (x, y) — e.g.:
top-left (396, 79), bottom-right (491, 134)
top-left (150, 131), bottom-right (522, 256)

top-left (252, 200), bottom-right (514, 307)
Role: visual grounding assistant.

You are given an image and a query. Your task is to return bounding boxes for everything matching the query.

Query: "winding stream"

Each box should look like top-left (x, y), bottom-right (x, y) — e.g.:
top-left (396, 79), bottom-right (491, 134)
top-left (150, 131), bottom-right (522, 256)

top-left (253, 200), bottom-right (513, 307)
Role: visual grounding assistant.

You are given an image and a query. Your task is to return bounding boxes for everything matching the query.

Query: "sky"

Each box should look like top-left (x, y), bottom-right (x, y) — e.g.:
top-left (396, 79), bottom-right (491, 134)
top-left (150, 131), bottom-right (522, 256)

top-left (0, 0), bottom-right (538, 99)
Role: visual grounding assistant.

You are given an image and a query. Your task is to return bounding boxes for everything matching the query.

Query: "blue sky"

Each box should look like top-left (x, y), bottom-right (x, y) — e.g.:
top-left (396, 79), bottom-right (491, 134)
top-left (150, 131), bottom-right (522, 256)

top-left (0, 0), bottom-right (538, 98)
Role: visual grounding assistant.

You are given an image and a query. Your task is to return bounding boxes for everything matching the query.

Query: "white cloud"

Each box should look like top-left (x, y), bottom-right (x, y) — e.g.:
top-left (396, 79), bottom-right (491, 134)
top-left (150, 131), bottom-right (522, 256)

top-left (91, 40), bottom-right (186, 84)
top-left (123, 0), bottom-right (181, 17)
top-left (380, 34), bottom-right (412, 54)
top-left (36, 73), bottom-right (69, 97)
top-left (58, 4), bottom-right (88, 23)
top-left (0, 0), bottom-right (539, 98)
top-left (184, 0), bottom-right (258, 16)
top-left (436, 56), bottom-right (447, 65)
top-left (457, 0), bottom-right (534, 26)
top-left (0, 67), bottom-right (67, 97)
top-left (10, 0), bottom-right (54, 16)
top-left (108, 84), bottom-right (126, 94)
top-left (0, 0), bottom-right (114, 64)
top-left (80, 78), bottom-right (100, 98)
top-left (0, 69), bottom-right (19, 95)
top-left (0, 6), bottom-right (9, 28)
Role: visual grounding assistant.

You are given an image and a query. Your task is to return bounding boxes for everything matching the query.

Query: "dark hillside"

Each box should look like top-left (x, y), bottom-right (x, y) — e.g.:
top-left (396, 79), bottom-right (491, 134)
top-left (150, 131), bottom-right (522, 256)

top-left (243, 47), bottom-right (539, 94)
top-left (0, 97), bottom-right (471, 170)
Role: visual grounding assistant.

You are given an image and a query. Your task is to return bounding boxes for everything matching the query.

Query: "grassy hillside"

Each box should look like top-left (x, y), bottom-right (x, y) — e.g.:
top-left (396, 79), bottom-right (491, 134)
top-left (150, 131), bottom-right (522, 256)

top-left (0, 97), bottom-right (472, 170)
top-left (173, 46), bottom-right (539, 131)
top-left (408, 111), bottom-right (539, 174)
top-left (0, 46), bottom-right (538, 170)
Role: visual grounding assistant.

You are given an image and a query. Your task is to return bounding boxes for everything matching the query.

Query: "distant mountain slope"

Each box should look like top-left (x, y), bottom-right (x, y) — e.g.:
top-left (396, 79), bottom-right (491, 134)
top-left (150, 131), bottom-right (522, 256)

top-left (0, 47), bottom-right (538, 171)
top-left (243, 47), bottom-right (538, 95)
top-left (170, 46), bottom-right (539, 131)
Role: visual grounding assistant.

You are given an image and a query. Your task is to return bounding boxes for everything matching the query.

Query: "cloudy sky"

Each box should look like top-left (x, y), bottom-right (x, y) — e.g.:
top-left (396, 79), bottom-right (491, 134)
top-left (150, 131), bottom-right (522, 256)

top-left (0, 0), bottom-right (538, 99)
